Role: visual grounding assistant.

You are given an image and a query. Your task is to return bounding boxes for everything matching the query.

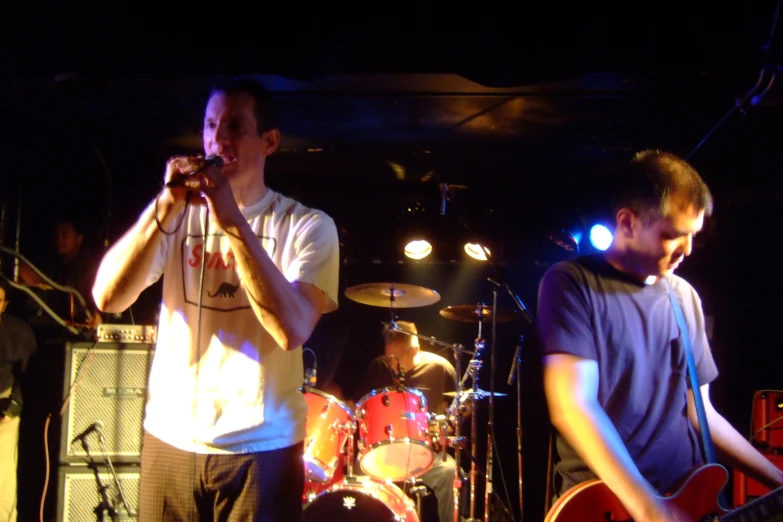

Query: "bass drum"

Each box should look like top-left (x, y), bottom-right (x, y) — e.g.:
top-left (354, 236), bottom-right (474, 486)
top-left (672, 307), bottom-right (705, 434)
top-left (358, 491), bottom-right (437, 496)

top-left (302, 476), bottom-right (419, 522)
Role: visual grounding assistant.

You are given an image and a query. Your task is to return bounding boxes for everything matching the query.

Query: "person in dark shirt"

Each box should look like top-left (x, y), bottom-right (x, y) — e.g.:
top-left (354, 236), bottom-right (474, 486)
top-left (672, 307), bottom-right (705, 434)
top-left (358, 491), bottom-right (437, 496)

top-left (537, 150), bottom-right (783, 521)
top-left (0, 279), bottom-right (37, 522)
top-left (353, 320), bottom-right (459, 522)
top-left (20, 216), bottom-right (102, 332)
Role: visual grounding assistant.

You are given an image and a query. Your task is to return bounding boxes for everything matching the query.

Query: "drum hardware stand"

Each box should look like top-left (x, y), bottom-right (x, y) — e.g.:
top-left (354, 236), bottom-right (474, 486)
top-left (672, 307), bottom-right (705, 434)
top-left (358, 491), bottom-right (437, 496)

top-left (484, 289), bottom-right (498, 522)
top-left (462, 314), bottom-right (486, 522)
top-left (406, 476), bottom-right (431, 520)
top-left (344, 416), bottom-right (358, 481)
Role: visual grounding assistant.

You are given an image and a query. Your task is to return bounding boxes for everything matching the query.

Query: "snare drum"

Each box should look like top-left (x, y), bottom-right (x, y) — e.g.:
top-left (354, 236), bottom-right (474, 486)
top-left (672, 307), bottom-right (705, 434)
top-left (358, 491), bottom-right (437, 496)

top-left (302, 476), bottom-right (419, 522)
top-left (302, 387), bottom-right (355, 483)
top-left (356, 387), bottom-right (435, 481)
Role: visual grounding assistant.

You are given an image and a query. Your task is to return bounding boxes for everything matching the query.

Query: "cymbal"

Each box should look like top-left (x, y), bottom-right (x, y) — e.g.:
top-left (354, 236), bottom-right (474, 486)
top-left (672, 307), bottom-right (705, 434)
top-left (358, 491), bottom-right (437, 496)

top-left (439, 304), bottom-right (517, 323)
top-left (443, 388), bottom-right (508, 400)
top-left (344, 282), bottom-right (441, 308)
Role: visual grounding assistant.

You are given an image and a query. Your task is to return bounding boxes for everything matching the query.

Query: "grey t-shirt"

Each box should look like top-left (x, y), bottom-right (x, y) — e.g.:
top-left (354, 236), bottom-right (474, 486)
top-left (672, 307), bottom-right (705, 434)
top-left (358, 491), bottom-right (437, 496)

top-left (536, 254), bottom-right (719, 495)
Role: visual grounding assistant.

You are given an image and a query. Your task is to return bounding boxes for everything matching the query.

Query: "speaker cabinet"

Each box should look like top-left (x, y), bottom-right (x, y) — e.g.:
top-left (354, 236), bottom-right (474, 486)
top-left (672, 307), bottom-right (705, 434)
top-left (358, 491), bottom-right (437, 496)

top-left (60, 342), bottom-right (155, 464)
top-left (57, 465), bottom-right (140, 522)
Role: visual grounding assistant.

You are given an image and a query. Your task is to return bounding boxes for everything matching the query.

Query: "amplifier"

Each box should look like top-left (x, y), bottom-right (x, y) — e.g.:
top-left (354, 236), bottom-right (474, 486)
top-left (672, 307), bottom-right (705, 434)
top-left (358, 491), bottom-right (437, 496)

top-left (752, 389), bottom-right (783, 449)
top-left (96, 324), bottom-right (157, 344)
top-left (60, 342), bottom-right (154, 464)
top-left (57, 465), bottom-right (140, 522)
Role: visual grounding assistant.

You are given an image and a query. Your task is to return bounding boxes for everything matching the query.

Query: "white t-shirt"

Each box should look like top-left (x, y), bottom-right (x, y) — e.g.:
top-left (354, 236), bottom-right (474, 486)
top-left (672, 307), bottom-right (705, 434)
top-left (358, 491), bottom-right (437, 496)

top-left (138, 188), bottom-right (339, 454)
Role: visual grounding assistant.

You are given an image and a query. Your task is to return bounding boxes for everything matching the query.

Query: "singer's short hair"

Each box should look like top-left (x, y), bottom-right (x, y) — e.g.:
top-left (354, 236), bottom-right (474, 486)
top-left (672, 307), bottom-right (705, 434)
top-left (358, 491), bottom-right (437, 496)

top-left (383, 320), bottom-right (419, 349)
top-left (610, 150), bottom-right (713, 224)
top-left (209, 76), bottom-right (277, 134)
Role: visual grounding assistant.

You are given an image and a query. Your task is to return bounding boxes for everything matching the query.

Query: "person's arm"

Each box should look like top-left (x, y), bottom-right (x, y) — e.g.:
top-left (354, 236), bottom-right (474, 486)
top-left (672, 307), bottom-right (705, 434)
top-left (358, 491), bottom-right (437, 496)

top-left (544, 354), bottom-right (685, 522)
top-left (221, 216), bottom-right (327, 350)
top-left (172, 162), bottom-right (337, 351)
top-left (93, 159), bottom-right (194, 313)
top-left (689, 384), bottom-right (783, 490)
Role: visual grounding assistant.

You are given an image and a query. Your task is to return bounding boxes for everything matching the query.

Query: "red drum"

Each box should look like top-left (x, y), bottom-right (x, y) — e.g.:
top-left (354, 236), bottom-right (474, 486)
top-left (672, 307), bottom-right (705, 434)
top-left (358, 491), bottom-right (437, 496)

top-left (302, 387), bottom-right (355, 483)
top-left (302, 456), bottom-right (344, 505)
top-left (302, 476), bottom-right (419, 522)
top-left (356, 387), bottom-right (435, 481)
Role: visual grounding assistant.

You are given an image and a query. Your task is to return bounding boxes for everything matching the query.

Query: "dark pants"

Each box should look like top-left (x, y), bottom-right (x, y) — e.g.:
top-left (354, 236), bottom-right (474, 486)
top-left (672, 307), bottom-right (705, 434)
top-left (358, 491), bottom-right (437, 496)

top-left (140, 432), bottom-right (304, 522)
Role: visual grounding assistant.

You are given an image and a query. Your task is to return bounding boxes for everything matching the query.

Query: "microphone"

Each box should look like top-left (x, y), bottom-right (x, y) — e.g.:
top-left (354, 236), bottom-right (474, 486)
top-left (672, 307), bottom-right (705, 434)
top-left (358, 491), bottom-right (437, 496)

top-left (395, 356), bottom-right (406, 386)
top-left (507, 336), bottom-right (523, 386)
top-left (72, 421), bottom-right (103, 445)
top-left (166, 155), bottom-right (225, 188)
top-left (439, 183), bottom-right (449, 215)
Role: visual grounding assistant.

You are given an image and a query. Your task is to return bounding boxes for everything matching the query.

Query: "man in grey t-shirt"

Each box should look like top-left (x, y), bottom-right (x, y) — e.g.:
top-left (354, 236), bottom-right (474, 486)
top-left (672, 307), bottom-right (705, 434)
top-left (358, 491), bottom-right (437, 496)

top-left (538, 150), bottom-right (783, 522)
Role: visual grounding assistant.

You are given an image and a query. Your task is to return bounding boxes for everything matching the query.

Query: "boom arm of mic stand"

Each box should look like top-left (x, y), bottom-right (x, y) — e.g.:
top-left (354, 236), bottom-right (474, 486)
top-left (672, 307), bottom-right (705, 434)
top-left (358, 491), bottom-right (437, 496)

top-left (387, 324), bottom-right (476, 356)
top-left (98, 433), bottom-right (134, 519)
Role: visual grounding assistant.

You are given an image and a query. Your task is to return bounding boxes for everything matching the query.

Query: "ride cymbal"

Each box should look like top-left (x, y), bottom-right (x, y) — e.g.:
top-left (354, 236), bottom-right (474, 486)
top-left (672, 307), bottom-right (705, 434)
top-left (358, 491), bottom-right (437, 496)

top-left (344, 282), bottom-right (441, 308)
top-left (438, 304), bottom-right (517, 323)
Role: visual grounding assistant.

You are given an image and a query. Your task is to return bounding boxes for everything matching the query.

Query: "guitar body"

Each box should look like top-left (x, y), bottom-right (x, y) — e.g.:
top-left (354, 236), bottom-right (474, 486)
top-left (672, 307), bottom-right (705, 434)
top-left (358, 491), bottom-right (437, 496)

top-left (545, 464), bottom-right (731, 521)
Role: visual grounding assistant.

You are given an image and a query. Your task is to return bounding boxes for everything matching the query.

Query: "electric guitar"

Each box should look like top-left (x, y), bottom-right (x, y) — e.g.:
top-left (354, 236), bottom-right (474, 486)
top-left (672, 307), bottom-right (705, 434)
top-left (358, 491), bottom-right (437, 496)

top-left (544, 464), bottom-right (783, 521)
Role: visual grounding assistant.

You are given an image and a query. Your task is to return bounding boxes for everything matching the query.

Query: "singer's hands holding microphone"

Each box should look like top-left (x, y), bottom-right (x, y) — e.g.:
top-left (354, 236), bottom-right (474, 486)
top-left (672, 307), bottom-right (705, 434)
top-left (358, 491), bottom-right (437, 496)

top-left (161, 155), bottom-right (244, 232)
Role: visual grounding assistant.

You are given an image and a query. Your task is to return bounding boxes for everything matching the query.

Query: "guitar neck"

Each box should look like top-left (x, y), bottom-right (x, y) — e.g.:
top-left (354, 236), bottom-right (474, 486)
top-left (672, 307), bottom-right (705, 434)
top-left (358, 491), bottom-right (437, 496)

top-left (722, 484), bottom-right (783, 522)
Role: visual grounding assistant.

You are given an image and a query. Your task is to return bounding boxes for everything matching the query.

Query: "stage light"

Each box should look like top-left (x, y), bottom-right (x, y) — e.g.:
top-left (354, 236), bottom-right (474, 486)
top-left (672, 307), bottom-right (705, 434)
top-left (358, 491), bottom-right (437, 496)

top-left (589, 224), bottom-right (613, 251)
top-left (404, 239), bottom-right (433, 259)
top-left (464, 243), bottom-right (489, 261)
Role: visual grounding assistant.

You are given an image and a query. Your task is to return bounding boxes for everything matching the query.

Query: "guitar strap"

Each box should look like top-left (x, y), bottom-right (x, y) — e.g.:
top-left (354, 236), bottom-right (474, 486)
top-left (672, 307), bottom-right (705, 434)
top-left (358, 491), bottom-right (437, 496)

top-left (666, 279), bottom-right (718, 465)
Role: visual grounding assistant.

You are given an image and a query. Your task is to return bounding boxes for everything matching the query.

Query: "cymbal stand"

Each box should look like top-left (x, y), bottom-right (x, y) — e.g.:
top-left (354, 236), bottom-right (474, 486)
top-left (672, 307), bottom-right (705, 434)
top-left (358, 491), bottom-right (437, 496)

top-left (461, 316), bottom-right (486, 522)
top-left (484, 290), bottom-right (499, 522)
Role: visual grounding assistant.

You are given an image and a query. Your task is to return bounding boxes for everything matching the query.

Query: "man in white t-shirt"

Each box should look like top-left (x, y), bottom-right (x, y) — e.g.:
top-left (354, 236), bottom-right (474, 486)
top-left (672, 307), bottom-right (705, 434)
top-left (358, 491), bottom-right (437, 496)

top-left (92, 77), bottom-right (339, 522)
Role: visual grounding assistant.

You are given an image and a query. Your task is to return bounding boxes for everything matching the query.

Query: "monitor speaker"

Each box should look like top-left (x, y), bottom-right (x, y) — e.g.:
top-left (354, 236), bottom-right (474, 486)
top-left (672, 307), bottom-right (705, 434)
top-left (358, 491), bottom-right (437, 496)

top-left (57, 465), bottom-right (140, 522)
top-left (60, 342), bottom-right (154, 464)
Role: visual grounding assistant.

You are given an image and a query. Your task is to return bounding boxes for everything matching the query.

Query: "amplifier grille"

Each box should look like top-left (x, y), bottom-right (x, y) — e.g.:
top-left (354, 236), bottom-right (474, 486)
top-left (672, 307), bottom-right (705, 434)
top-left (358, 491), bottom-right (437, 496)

top-left (61, 342), bottom-right (154, 463)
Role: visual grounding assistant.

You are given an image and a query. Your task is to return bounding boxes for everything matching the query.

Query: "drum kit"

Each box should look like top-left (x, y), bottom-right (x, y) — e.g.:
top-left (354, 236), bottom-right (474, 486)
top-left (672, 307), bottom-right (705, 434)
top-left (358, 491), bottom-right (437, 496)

top-left (300, 282), bottom-right (516, 522)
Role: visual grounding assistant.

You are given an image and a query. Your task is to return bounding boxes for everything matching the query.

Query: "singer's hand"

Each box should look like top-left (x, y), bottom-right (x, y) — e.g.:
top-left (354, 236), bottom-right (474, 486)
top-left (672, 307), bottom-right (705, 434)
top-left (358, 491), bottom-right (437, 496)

top-left (160, 156), bottom-right (206, 211)
top-left (184, 163), bottom-right (245, 231)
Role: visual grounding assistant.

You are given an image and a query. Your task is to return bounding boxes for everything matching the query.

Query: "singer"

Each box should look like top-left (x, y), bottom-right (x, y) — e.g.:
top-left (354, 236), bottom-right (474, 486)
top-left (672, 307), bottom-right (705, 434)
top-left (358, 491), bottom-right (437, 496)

top-left (92, 77), bottom-right (340, 521)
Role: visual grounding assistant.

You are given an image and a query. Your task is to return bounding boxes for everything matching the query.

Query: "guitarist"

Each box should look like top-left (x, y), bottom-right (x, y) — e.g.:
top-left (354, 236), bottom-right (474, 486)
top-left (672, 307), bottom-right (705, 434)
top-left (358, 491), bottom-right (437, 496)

top-left (537, 150), bottom-right (783, 522)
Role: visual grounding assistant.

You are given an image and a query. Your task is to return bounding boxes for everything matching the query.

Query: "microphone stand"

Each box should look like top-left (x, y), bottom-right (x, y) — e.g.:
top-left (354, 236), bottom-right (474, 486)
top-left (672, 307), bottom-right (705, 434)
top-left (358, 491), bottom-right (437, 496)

top-left (77, 436), bottom-right (116, 522)
top-left (508, 334), bottom-right (524, 520)
top-left (485, 266), bottom-right (534, 522)
top-left (97, 431), bottom-right (135, 521)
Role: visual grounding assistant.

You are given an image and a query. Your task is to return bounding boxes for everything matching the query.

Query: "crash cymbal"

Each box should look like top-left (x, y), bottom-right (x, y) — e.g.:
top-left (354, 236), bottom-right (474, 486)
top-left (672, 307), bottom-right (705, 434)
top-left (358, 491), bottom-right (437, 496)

top-left (345, 282), bottom-right (441, 308)
top-left (439, 304), bottom-right (517, 323)
top-left (443, 388), bottom-right (508, 400)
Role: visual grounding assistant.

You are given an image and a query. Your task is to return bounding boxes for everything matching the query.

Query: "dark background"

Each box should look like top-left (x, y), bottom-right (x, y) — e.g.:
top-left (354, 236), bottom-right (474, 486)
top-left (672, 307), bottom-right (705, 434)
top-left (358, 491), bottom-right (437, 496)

top-left (2, 3), bottom-right (783, 521)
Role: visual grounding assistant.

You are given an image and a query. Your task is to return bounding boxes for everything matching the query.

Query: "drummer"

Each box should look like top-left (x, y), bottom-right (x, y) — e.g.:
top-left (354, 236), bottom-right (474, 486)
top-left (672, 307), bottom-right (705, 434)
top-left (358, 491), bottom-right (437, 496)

top-left (352, 320), bottom-right (459, 522)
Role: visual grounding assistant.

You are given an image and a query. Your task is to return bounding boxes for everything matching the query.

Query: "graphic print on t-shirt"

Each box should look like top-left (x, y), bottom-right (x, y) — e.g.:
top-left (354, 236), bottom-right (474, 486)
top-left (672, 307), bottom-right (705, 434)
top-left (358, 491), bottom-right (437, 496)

top-left (180, 233), bottom-right (277, 312)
